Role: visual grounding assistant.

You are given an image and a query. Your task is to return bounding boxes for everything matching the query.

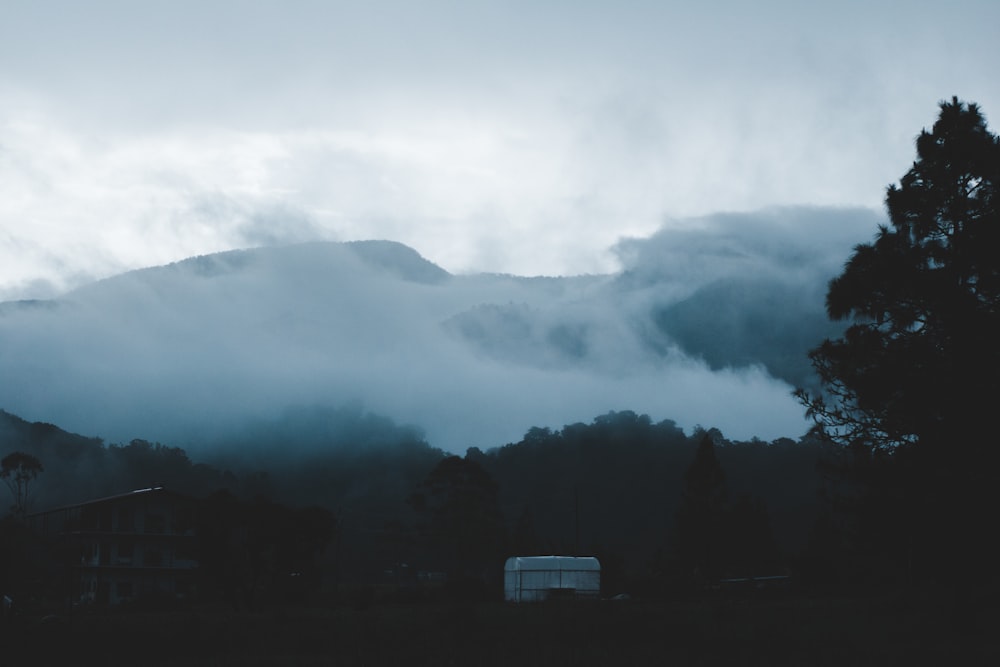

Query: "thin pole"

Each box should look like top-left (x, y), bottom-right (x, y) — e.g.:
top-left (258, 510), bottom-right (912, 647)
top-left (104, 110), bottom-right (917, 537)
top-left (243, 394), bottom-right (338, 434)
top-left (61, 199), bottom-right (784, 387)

top-left (574, 486), bottom-right (580, 556)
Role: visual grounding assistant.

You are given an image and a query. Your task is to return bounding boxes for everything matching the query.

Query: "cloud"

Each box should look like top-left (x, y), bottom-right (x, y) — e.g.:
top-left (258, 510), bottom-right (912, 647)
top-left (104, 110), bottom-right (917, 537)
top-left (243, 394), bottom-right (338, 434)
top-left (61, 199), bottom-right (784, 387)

top-left (0, 207), bottom-right (883, 453)
top-left (610, 207), bottom-right (886, 388)
top-left (613, 207), bottom-right (884, 291)
top-left (1, 3), bottom-right (997, 450)
top-left (3, 2), bottom-right (999, 298)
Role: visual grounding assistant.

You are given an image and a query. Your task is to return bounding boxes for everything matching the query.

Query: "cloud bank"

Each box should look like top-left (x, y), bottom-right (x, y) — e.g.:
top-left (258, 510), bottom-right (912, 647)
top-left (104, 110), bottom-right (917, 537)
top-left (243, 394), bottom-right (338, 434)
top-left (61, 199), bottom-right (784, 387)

top-left (0, 208), bottom-right (881, 453)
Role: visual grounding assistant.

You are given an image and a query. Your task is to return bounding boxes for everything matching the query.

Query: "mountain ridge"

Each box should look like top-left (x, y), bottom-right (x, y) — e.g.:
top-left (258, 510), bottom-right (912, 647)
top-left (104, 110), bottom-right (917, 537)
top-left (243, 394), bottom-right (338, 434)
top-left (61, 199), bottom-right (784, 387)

top-left (0, 228), bottom-right (840, 451)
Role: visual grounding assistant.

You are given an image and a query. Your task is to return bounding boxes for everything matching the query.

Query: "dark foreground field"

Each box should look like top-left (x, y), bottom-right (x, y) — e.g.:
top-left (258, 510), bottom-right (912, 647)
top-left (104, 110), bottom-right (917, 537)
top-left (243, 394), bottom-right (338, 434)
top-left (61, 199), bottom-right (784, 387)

top-left (4, 592), bottom-right (998, 666)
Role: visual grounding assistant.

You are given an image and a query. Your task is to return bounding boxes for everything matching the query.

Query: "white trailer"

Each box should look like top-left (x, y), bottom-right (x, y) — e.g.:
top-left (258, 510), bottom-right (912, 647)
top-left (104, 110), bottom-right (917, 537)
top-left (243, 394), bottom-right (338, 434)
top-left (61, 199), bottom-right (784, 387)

top-left (503, 556), bottom-right (601, 602)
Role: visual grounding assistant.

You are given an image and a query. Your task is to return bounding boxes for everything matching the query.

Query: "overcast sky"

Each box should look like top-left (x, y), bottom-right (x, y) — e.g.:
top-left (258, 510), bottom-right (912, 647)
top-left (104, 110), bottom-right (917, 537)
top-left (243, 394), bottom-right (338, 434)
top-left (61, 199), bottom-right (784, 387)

top-left (2, 0), bottom-right (998, 299)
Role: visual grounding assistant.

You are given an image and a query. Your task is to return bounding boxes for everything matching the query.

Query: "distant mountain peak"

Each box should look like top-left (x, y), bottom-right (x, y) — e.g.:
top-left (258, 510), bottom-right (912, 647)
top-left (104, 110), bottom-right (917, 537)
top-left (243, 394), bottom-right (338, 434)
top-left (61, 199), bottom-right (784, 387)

top-left (56, 240), bottom-right (451, 301)
top-left (343, 240), bottom-right (451, 284)
top-left (166, 240), bottom-right (451, 285)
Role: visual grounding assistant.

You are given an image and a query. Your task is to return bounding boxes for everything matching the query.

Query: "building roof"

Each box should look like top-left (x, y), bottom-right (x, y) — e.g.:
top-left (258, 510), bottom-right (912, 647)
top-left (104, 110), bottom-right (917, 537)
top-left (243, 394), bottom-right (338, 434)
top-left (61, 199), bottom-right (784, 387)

top-left (26, 485), bottom-right (190, 517)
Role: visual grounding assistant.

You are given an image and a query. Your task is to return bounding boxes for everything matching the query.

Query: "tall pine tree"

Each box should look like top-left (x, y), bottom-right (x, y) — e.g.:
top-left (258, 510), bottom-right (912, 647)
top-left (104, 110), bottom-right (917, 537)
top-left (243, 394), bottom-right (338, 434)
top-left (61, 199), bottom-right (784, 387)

top-left (799, 98), bottom-right (1000, 587)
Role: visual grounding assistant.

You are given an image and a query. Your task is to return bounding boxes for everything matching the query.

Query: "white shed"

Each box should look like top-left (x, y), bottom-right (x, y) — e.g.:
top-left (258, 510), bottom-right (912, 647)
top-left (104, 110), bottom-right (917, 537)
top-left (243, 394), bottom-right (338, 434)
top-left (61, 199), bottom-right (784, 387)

top-left (503, 556), bottom-right (601, 602)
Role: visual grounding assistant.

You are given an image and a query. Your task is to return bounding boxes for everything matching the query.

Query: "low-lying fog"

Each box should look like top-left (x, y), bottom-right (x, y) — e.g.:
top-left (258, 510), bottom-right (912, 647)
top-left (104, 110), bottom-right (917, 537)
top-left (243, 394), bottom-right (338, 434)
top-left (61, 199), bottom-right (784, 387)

top-left (0, 207), bottom-right (881, 453)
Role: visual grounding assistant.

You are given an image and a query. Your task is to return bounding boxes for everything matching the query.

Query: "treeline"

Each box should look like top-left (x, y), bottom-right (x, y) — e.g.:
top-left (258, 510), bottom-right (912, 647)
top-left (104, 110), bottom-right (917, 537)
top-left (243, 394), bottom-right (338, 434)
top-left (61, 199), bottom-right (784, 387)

top-left (0, 409), bottom-right (248, 505)
top-left (2, 407), bottom-right (838, 596)
top-left (408, 413), bottom-right (835, 596)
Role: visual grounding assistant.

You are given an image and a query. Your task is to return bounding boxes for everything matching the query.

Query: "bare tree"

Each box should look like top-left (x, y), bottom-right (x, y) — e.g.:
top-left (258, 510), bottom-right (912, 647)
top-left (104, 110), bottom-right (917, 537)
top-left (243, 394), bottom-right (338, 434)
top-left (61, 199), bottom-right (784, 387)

top-left (1, 452), bottom-right (44, 519)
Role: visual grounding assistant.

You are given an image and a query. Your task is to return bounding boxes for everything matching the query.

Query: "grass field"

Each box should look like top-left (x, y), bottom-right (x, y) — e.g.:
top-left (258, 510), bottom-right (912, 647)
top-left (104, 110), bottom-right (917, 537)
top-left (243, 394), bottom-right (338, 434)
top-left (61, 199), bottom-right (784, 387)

top-left (4, 590), bottom-right (998, 666)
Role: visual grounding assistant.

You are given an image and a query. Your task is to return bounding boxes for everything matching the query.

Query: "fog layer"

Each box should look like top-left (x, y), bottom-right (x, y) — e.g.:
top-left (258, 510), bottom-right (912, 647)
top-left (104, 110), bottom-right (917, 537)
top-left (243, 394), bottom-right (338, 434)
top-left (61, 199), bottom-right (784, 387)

top-left (0, 208), bottom-right (880, 452)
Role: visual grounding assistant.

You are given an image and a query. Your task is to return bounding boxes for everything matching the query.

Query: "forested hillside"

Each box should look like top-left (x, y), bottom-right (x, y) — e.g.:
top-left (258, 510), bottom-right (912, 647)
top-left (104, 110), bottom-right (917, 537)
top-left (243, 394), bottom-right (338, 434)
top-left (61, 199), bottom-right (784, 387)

top-left (2, 406), bottom-right (828, 592)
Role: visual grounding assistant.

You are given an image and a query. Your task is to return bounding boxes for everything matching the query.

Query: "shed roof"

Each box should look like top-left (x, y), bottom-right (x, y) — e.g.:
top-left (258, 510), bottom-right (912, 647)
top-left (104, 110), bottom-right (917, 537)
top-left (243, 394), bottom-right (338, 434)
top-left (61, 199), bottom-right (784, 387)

top-left (504, 556), bottom-right (600, 571)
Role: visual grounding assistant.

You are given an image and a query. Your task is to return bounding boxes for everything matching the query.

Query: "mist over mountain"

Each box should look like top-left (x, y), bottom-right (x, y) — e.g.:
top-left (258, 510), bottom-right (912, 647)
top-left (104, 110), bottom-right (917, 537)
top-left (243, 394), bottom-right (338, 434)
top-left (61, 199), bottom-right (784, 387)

top-left (0, 208), bottom-right (881, 452)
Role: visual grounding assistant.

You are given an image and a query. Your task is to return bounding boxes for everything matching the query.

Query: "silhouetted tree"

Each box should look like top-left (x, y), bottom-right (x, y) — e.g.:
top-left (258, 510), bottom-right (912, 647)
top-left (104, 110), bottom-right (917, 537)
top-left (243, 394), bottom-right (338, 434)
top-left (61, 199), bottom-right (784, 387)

top-left (673, 433), bottom-right (783, 582)
top-left (798, 97), bottom-right (1000, 454)
top-left (410, 455), bottom-right (506, 583)
top-left (1, 452), bottom-right (43, 519)
top-left (674, 433), bottom-right (729, 581)
top-left (798, 98), bottom-right (1000, 588)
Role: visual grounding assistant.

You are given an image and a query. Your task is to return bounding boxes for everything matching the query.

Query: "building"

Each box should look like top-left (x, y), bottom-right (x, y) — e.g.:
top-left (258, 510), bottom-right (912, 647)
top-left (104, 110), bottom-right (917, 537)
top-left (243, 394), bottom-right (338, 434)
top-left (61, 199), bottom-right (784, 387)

top-left (503, 555), bottom-right (601, 602)
top-left (27, 486), bottom-right (198, 605)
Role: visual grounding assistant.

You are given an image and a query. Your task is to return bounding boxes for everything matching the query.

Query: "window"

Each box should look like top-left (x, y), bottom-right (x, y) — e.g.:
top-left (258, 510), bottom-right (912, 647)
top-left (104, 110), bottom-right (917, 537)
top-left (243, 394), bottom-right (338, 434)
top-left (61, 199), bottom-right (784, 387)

top-left (116, 581), bottom-right (132, 600)
top-left (116, 541), bottom-right (134, 565)
top-left (144, 513), bottom-right (165, 534)
top-left (176, 538), bottom-right (197, 562)
top-left (173, 506), bottom-right (195, 534)
top-left (144, 549), bottom-right (163, 567)
top-left (80, 507), bottom-right (98, 530)
top-left (80, 543), bottom-right (97, 565)
top-left (118, 507), bottom-right (135, 532)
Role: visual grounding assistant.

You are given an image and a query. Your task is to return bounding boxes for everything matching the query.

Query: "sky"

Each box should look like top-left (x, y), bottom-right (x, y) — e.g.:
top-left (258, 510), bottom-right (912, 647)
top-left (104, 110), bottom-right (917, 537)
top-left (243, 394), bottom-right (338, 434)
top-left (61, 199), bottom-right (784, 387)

top-left (2, 0), bottom-right (998, 300)
top-left (0, 2), bottom-right (998, 452)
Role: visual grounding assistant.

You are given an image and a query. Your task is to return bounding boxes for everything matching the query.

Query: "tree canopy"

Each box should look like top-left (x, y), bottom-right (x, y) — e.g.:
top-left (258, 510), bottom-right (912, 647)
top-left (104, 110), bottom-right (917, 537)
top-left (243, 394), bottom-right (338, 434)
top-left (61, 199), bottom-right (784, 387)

top-left (674, 433), bottom-right (729, 579)
top-left (799, 97), bottom-right (1000, 455)
top-left (798, 98), bottom-right (1000, 587)
top-left (409, 455), bottom-right (506, 581)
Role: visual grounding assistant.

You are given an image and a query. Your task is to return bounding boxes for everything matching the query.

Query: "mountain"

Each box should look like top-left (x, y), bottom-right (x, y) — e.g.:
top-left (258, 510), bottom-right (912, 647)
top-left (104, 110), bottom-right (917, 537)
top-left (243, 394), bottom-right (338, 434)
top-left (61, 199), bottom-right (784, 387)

top-left (0, 226), bottom-right (852, 452)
